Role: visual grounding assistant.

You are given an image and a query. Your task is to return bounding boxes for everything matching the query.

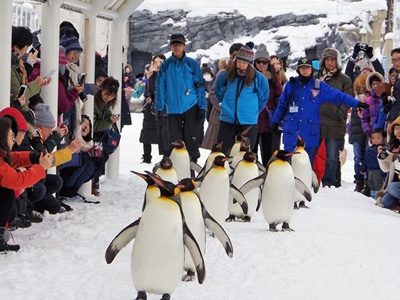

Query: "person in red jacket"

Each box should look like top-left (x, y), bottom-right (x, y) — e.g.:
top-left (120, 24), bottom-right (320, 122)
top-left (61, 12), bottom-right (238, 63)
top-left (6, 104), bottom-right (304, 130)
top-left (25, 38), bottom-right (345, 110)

top-left (0, 117), bottom-right (52, 252)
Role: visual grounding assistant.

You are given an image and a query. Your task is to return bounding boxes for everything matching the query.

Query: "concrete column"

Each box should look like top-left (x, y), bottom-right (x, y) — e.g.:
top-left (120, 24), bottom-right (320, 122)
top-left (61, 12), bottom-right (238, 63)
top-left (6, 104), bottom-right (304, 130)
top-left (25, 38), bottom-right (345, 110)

top-left (40, 0), bottom-right (61, 118)
top-left (0, 0), bottom-right (12, 110)
top-left (106, 19), bottom-right (123, 181)
top-left (79, 13), bottom-right (96, 196)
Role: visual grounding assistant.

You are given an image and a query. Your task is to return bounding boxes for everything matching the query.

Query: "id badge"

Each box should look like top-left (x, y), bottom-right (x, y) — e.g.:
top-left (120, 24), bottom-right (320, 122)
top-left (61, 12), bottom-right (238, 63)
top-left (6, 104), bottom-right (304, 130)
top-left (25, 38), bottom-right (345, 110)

top-left (289, 106), bottom-right (298, 113)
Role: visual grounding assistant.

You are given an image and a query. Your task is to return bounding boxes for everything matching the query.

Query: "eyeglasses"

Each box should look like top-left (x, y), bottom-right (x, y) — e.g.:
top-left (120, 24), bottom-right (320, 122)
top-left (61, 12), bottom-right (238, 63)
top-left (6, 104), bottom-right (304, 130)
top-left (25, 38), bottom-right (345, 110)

top-left (392, 58), bottom-right (400, 63)
top-left (255, 60), bottom-right (269, 65)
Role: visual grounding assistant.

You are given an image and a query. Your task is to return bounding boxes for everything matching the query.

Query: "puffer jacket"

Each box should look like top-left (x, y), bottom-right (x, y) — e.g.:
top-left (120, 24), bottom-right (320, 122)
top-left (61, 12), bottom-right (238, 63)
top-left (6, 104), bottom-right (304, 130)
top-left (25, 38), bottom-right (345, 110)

top-left (214, 70), bottom-right (269, 125)
top-left (273, 76), bottom-right (359, 150)
top-left (156, 53), bottom-right (206, 114)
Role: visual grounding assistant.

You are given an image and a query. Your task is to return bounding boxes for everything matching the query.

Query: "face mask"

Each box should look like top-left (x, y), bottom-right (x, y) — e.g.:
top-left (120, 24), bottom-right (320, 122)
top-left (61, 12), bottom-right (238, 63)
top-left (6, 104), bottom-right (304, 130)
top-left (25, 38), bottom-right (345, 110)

top-left (203, 74), bottom-right (213, 82)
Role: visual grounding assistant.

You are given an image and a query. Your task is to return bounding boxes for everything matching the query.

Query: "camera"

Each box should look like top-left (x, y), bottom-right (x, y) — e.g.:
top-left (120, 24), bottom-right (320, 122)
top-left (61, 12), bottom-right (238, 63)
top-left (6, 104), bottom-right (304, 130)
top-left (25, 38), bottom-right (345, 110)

top-left (359, 43), bottom-right (368, 51)
top-left (378, 145), bottom-right (389, 160)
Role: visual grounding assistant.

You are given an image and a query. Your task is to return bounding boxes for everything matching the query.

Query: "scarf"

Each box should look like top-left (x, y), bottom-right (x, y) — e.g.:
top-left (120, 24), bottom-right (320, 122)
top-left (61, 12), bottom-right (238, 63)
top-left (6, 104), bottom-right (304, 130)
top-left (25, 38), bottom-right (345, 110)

top-left (319, 67), bottom-right (338, 82)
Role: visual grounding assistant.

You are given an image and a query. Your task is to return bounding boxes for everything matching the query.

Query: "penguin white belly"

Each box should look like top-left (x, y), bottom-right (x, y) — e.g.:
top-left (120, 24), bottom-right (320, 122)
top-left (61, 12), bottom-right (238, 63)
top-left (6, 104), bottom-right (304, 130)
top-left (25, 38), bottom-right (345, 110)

top-left (131, 198), bottom-right (184, 294)
top-left (199, 167), bottom-right (230, 224)
top-left (155, 168), bottom-right (179, 184)
top-left (180, 192), bottom-right (206, 272)
top-left (262, 163), bottom-right (295, 224)
top-left (170, 150), bottom-right (191, 180)
top-left (229, 143), bottom-right (240, 157)
top-left (144, 186), bottom-right (160, 208)
top-left (291, 151), bottom-right (312, 203)
top-left (231, 151), bottom-right (245, 169)
top-left (229, 162), bottom-right (259, 217)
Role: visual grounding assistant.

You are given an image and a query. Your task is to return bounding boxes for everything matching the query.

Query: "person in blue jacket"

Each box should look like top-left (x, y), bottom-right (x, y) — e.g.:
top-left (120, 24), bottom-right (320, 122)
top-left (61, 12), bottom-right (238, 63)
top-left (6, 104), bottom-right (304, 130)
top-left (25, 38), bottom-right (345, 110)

top-left (156, 34), bottom-right (206, 161)
top-left (271, 57), bottom-right (368, 162)
top-left (214, 42), bottom-right (270, 154)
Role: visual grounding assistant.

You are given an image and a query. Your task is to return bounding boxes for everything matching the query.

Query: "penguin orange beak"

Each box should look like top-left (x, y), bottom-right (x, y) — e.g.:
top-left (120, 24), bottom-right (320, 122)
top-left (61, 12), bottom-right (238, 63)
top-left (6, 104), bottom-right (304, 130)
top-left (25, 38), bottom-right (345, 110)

top-left (176, 184), bottom-right (185, 189)
top-left (221, 157), bottom-right (231, 162)
top-left (284, 151), bottom-right (300, 157)
top-left (130, 170), bottom-right (148, 180)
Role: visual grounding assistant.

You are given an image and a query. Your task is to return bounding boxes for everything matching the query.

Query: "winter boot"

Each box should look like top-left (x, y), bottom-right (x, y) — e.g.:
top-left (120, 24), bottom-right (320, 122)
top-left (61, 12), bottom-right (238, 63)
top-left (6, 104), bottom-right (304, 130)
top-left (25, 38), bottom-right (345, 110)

top-left (0, 227), bottom-right (20, 253)
top-left (354, 180), bottom-right (364, 193)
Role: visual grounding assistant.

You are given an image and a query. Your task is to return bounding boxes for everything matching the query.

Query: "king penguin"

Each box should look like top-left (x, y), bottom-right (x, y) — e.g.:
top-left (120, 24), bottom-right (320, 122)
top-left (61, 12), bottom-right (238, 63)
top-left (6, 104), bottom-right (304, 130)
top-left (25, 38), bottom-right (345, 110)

top-left (105, 174), bottom-right (205, 300)
top-left (199, 156), bottom-right (248, 225)
top-left (179, 178), bottom-right (233, 282)
top-left (154, 157), bottom-right (179, 184)
top-left (291, 136), bottom-right (319, 209)
top-left (227, 151), bottom-right (260, 222)
top-left (230, 137), bottom-right (251, 169)
top-left (169, 140), bottom-right (192, 180)
top-left (202, 142), bottom-right (230, 176)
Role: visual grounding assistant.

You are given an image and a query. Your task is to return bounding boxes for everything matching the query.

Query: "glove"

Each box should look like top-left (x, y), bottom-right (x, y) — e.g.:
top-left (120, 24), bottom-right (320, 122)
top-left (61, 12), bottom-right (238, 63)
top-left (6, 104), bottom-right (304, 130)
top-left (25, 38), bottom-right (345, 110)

top-left (366, 46), bottom-right (374, 59)
top-left (197, 109), bottom-right (206, 120)
top-left (270, 122), bottom-right (279, 132)
top-left (352, 43), bottom-right (362, 59)
top-left (382, 95), bottom-right (393, 114)
top-left (357, 102), bottom-right (369, 109)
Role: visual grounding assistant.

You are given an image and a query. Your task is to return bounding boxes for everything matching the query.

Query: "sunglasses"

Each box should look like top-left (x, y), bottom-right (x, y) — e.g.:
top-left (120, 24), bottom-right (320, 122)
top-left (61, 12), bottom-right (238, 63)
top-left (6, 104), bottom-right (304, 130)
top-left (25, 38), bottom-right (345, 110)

top-left (255, 60), bottom-right (269, 65)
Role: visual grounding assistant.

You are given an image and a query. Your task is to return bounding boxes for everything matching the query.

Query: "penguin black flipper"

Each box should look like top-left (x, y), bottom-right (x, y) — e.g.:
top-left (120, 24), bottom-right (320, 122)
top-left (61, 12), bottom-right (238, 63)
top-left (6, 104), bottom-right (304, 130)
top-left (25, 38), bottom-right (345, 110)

top-left (311, 171), bottom-right (320, 193)
top-left (256, 161), bottom-right (266, 174)
top-left (229, 184), bottom-right (249, 214)
top-left (295, 177), bottom-right (312, 202)
top-left (105, 218), bottom-right (141, 264)
top-left (239, 173), bottom-right (265, 195)
top-left (256, 187), bottom-right (262, 212)
top-left (190, 161), bottom-right (203, 175)
top-left (182, 221), bottom-right (206, 284)
top-left (200, 202), bottom-right (233, 258)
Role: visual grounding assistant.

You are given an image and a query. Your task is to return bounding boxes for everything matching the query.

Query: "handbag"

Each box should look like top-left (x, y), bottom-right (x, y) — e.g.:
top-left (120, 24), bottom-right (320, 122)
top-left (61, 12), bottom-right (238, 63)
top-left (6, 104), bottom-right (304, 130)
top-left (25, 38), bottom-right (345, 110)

top-left (94, 123), bottom-right (121, 155)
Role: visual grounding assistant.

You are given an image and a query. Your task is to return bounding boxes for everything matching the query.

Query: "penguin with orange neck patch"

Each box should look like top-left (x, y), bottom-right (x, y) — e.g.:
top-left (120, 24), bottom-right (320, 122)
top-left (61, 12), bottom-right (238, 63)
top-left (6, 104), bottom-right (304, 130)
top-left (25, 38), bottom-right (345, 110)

top-left (169, 140), bottom-right (191, 180)
top-left (105, 174), bottom-right (205, 300)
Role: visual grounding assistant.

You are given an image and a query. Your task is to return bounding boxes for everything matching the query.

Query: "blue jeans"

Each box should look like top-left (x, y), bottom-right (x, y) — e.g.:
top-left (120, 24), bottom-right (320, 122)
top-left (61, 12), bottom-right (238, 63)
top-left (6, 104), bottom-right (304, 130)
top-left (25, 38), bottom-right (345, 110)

top-left (381, 182), bottom-right (400, 208)
top-left (352, 140), bottom-right (366, 181)
top-left (322, 138), bottom-right (341, 186)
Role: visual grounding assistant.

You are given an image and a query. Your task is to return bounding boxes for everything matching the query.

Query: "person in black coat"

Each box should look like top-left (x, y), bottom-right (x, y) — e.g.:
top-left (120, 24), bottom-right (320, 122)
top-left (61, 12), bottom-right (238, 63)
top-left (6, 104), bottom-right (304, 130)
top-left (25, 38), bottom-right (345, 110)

top-left (141, 54), bottom-right (166, 163)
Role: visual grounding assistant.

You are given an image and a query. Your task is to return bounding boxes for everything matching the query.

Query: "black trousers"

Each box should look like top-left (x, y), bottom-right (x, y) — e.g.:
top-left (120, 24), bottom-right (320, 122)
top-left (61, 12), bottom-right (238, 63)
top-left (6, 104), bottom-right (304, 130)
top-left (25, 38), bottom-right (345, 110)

top-left (0, 188), bottom-right (15, 227)
top-left (217, 121), bottom-right (258, 156)
top-left (33, 174), bottom-right (63, 214)
top-left (167, 105), bottom-right (201, 160)
top-left (258, 131), bottom-right (282, 166)
top-left (156, 119), bottom-right (170, 156)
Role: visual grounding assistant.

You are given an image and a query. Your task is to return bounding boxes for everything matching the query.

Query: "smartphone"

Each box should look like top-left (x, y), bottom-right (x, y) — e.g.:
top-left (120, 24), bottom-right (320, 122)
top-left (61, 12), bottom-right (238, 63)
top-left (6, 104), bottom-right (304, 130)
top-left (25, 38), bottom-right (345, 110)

top-left (17, 85), bottom-right (27, 98)
top-left (78, 73), bottom-right (87, 85)
top-left (46, 69), bottom-right (57, 79)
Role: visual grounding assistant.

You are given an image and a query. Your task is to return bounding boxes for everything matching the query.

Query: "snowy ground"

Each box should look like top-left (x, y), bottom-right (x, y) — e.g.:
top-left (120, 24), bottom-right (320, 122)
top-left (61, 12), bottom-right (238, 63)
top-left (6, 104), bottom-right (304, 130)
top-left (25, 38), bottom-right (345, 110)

top-left (1, 112), bottom-right (399, 300)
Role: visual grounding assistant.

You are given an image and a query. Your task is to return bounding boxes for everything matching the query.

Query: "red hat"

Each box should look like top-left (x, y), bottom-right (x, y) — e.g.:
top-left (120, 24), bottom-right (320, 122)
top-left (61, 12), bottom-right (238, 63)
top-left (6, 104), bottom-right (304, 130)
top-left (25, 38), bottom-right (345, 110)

top-left (0, 107), bottom-right (28, 132)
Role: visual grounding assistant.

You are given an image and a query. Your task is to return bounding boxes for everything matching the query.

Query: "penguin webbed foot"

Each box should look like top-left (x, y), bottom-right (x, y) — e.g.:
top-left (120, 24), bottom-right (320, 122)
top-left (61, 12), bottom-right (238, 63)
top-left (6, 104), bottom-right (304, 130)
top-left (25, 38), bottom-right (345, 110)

top-left (135, 291), bottom-right (147, 300)
top-left (161, 293), bottom-right (171, 300)
top-left (281, 222), bottom-right (294, 232)
top-left (242, 216), bottom-right (251, 222)
top-left (225, 215), bottom-right (235, 222)
top-left (269, 223), bottom-right (279, 232)
top-left (182, 270), bottom-right (195, 282)
top-left (299, 201), bottom-right (309, 209)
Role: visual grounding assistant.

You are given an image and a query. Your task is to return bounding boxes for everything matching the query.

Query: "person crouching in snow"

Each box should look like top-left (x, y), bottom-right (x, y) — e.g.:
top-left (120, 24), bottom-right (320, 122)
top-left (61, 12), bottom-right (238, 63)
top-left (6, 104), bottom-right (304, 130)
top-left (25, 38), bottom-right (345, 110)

top-left (0, 117), bottom-right (52, 252)
top-left (271, 57), bottom-right (368, 163)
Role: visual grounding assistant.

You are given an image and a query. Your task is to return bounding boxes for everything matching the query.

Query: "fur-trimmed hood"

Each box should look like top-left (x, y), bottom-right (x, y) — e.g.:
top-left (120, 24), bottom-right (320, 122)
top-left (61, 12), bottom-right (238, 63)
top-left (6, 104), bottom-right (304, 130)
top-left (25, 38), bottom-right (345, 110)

top-left (366, 71), bottom-right (384, 92)
top-left (319, 48), bottom-right (342, 71)
top-left (353, 72), bottom-right (369, 95)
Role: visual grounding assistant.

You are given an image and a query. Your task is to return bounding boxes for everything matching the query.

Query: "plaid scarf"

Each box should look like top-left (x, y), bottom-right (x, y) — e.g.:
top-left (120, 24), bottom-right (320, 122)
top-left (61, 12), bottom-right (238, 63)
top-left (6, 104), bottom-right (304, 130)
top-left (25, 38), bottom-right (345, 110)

top-left (319, 67), bottom-right (337, 82)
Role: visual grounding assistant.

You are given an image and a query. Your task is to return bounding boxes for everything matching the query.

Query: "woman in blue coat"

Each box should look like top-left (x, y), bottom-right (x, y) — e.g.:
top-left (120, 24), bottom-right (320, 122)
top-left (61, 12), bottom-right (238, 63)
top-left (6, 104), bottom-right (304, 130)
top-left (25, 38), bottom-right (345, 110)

top-left (215, 42), bottom-right (270, 154)
top-left (271, 57), bottom-right (368, 162)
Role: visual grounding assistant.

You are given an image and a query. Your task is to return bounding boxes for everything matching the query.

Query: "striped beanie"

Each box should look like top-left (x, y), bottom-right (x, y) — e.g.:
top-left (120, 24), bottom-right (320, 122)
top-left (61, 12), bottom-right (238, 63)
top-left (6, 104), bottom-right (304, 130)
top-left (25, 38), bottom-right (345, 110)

top-left (236, 42), bottom-right (255, 64)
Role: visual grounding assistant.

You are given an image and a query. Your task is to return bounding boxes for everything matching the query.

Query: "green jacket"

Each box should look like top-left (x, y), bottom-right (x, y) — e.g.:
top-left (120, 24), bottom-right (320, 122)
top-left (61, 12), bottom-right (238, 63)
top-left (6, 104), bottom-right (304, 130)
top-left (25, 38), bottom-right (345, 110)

top-left (94, 97), bottom-right (113, 132)
top-left (318, 71), bottom-right (353, 139)
top-left (10, 66), bottom-right (40, 111)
